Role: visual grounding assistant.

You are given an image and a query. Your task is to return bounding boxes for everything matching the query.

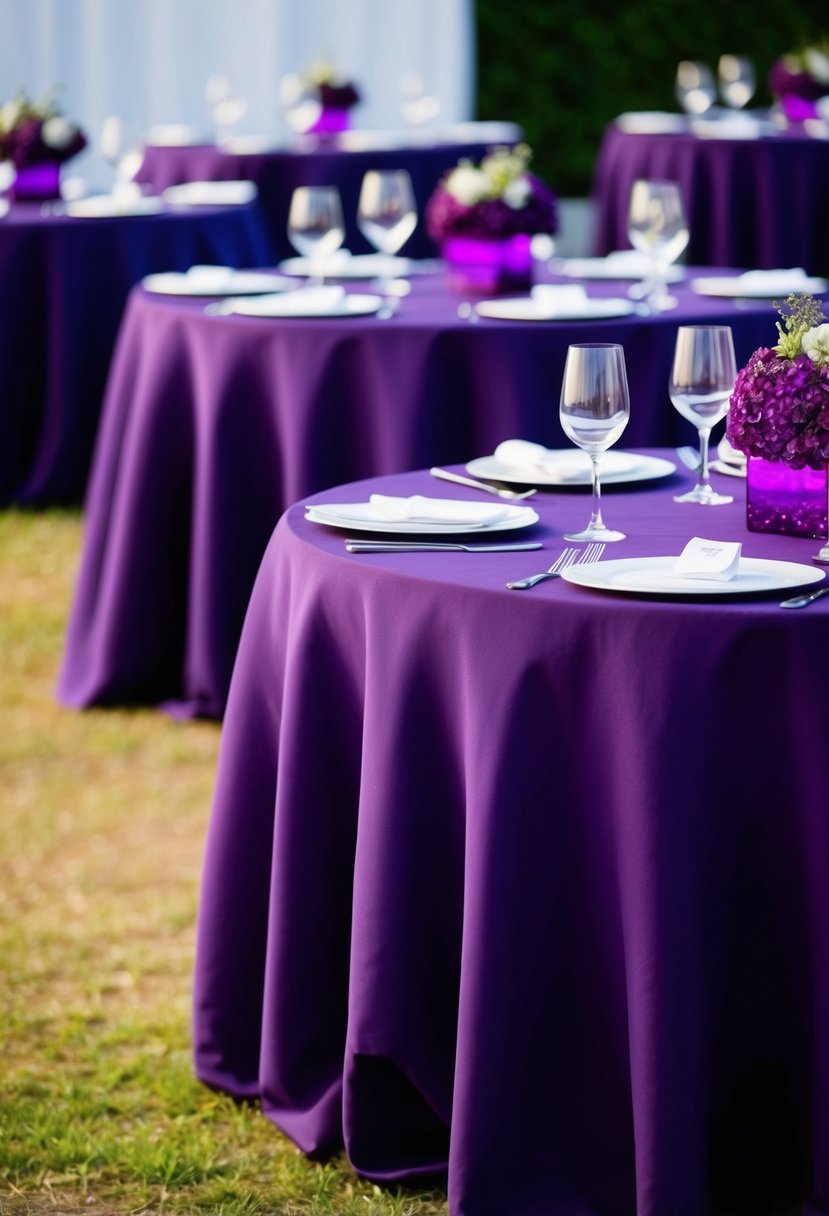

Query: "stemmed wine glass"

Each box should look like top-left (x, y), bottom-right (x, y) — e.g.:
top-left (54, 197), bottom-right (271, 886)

top-left (670, 326), bottom-right (737, 505)
top-left (100, 116), bottom-right (143, 195)
top-left (287, 185), bottom-right (345, 285)
top-left (357, 170), bottom-right (417, 311)
top-left (205, 74), bottom-right (248, 145)
top-left (675, 61), bottom-right (717, 114)
top-left (627, 179), bottom-right (689, 312)
top-left (718, 55), bottom-right (756, 109)
top-left (560, 343), bottom-right (630, 543)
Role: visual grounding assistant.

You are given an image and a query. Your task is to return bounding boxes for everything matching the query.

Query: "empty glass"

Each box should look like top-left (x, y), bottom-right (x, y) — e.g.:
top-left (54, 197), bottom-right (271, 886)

top-left (100, 116), bottom-right (143, 193)
top-left (675, 61), bottom-right (717, 114)
top-left (718, 55), bottom-right (756, 109)
top-left (287, 186), bottom-right (345, 284)
top-left (560, 343), bottom-right (630, 543)
top-left (357, 170), bottom-right (417, 256)
top-left (627, 179), bottom-right (689, 311)
top-left (670, 326), bottom-right (737, 505)
top-left (205, 75), bottom-right (248, 145)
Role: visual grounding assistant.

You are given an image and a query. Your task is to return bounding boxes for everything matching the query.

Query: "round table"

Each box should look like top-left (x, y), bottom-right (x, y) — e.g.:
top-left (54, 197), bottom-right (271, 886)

top-left (592, 121), bottom-right (829, 274)
top-left (136, 125), bottom-right (522, 259)
top-left (0, 200), bottom-right (271, 505)
top-left (57, 270), bottom-right (794, 717)
top-left (193, 463), bottom-right (829, 1216)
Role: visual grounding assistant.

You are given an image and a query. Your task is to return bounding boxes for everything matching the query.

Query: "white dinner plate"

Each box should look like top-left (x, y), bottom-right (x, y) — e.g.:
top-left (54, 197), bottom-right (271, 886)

top-left (278, 254), bottom-right (435, 279)
top-left (227, 291), bottom-right (382, 318)
top-left (718, 435), bottom-right (746, 466)
top-left (466, 450), bottom-right (677, 487)
top-left (66, 195), bottom-right (164, 218)
top-left (561, 556), bottom-right (824, 597)
top-left (691, 274), bottom-right (829, 298)
top-left (162, 180), bottom-right (257, 206)
top-left (305, 501), bottom-right (539, 535)
top-left (558, 256), bottom-right (684, 282)
top-left (142, 270), bottom-right (295, 296)
top-left (474, 297), bottom-right (636, 321)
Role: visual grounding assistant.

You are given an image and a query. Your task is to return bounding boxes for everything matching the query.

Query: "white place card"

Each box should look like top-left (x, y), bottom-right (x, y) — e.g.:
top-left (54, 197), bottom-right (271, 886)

top-left (675, 537), bottom-right (742, 581)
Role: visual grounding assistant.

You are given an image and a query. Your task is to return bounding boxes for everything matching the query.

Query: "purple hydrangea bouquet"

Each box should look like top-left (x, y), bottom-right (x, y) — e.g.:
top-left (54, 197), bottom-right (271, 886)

top-left (727, 295), bottom-right (829, 536)
top-left (768, 41), bottom-right (829, 122)
top-left (425, 144), bottom-right (558, 293)
top-left (280, 60), bottom-right (361, 136)
top-left (0, 89), bottom-right (87, 201)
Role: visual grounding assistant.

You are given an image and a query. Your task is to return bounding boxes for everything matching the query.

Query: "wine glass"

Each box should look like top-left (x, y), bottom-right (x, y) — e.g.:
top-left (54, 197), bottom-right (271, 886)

top-left (627, 179), bottom-right (689, 312)
top-left (670, 326), bottom-right (737, 506)
top-left (560, 343), bottom-right (630, 543)
top-left (287, 186), bottom-right (345, 284)
top-left (100, 116), bottom-right (143, 197)
top-left (675, 61), bottom-right (717, 114)
top-left (205, 74), bottom-right (248, 145)
top-left (357, 169), bottom-right (417, 310)
top-left (718, 55), bottom-right (756, 109)
top-left (400, 72), bottom-right (440, 132)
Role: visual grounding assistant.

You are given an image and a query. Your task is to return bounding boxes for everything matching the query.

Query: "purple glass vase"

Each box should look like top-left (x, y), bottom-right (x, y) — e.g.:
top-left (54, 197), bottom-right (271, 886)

top-left (307, 107), bottom-right (351, 135)
top-left (10, 161), bottom-right (62, 202)
top-left (442, 233), bottom-right (533, 295)
top-left (746, 456), bottom-right (828, 538)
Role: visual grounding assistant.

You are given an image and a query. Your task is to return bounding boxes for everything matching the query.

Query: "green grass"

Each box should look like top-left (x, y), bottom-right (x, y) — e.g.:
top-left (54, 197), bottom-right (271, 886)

top-left (0, 509), bottom-right (447, 1216)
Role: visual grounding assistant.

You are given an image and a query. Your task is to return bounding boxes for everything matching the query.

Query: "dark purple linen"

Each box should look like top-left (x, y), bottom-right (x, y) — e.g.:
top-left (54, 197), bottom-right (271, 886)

top-left (57, 272), bottom-right (791, 716)
top-left (0, 202), bottom-right (272, 505)
top-left (592, 124), bottom-right (829, 274)
top-left (194, 462), bottom-right (829, 1216)
top-left (136, 139), bottom-right (519, 259)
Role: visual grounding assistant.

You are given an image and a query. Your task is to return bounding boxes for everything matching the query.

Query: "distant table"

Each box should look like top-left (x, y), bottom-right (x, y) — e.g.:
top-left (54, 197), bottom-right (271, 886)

top-left (194, 464), bottom-right (829, 1216)
top-left (592, 122), bottom-right (829, 274)
top-left (136, 124), bottom-right (522, 259)
top-left (57, 270), bottom-right (787, 717)
top-left (0, 201), bottom-right (271, 505)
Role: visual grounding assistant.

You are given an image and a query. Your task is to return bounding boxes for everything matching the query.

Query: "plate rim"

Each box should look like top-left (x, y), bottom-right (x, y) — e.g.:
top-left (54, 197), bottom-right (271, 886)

top-left (230, 291), bottom-right (382, 318)
top-left (561, 555), bottom-right (825, 596)
top-left (142, 271), bottom-right (295, 296)
top-left (474, 296), bottom-right (636, 321)
top-left (304, 501), bottom-right (539, 535)
top-left (465, 451), bottom-right (677, 487)
top-left (690, 275), bottom-right (829, 298)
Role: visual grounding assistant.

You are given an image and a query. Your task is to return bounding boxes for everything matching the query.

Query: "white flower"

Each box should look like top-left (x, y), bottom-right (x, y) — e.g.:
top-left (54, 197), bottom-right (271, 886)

top-left (805, 48), bottom-right (829, 85)
top-left (41, 115), bottom-right (74, 150)
top-left (0, 99), bottom-right (22, 135)
top-left (802, 323), bottom-right (829, 365)
top-left (502, 175), bottom-right (531, 209)
top-left (445, 165), bottom-right (488, 206)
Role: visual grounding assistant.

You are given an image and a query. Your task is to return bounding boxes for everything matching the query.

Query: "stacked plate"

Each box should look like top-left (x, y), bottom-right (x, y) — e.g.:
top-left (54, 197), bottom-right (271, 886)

top-left (305, 496), bottom-right (539, 535)
top-left (467, 442), bottom-right (676, 487)
top-left (712, 435), bottom-right (747, 478)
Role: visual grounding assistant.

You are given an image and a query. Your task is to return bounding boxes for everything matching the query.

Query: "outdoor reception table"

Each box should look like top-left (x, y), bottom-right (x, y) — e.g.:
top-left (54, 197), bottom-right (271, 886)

top-left (58, 270), bottom-right (786, 717)
top-left (136, 123), bottom-right (522, 258)
top-left (194, 463), bottom-right (829, 1216)
top-left (0, 200), bottom-right (271, 505)
top-left (592, 120), bottom-right (829, 274)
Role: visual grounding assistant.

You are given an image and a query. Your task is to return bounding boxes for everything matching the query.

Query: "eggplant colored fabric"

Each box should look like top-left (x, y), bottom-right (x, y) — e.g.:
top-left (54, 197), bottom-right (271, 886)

top-left (194, 466), bottom-right (829, 1216)
top-left (0, 202), bottom-right (272, 505)
top-left (58, 274), bottom-right (784, 716)
top-left (592, 124), bottom-right (829, 275)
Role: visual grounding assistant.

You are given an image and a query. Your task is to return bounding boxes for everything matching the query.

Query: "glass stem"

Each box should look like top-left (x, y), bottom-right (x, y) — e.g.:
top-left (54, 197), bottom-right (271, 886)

top-left (588, 454), bottom-right (605, 531)
top-left (698, 427), bottom-right (712, 489)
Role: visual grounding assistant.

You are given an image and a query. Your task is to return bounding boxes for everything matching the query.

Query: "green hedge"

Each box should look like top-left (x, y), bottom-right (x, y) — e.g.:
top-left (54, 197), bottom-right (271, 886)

top-left (475, 0), bottom-right (828, 196)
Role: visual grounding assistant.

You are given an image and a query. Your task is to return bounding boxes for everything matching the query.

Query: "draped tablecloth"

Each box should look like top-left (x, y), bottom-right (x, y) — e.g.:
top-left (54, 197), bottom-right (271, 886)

top-left (58, 272), bottom-right (786, 717)
top-left (0, 202), bottom-right (272, 505)
top-left (592, 123), bottom-right (829, 274)
top-left (194, 463), bottom-right (829, 1216)
top-left (136, 128), bottom-right (521, 259)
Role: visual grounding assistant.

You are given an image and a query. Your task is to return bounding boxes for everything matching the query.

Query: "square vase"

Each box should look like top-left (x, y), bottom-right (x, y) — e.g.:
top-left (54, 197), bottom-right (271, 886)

top-left (11, 161), bottom-right (61, 202)
top-left (746, 456), bottom-right (828, 539)
top-left (307, 107), bottom-right (351, 135)
top-left (443, 234), bottom-right (533, 295)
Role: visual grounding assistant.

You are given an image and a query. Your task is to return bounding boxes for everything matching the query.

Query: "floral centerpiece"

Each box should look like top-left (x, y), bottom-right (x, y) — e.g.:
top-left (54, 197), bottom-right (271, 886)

top-left (727, 294), bottom-right (829, 536)
top-left (280, 60), bottom-right (361, 136)
top-left (425, 144), bottom-right (558, 294)
top-left (768, 40), bottom-right (829, 121)
top-left (0, 88), bottom-right (86, 200)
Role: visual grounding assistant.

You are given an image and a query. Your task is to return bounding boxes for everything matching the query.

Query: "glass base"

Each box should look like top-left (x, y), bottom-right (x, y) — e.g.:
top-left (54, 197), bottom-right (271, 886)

top-left (563, 525), bottom-right (626, 542)
top-left (674, 484), bottom-right (733, 505)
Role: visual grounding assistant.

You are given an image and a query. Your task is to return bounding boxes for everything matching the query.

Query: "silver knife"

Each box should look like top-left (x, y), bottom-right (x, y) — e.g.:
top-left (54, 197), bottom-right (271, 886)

top-left (345, 540), bottom-right (543, 553)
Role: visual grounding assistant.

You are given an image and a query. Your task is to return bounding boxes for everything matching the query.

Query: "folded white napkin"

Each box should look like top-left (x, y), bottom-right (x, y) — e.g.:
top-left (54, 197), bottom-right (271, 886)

top-left (162, 180), bottom-right (257, 206)
top-left (278, 285), bottom-right (346, 310)
top-left (493, 439), bottom-right (641, 481)
top-left (530, 284), bottom-right (589, 312)
top-left (185, 264), bottom-right (237, 291)
top-left (735, 267), bottom-right (812, 293)
top-left (368, 494), bottom-right (507, 525)
top-left (691, 115), bottom-right (762, 139)
top-left (675, 537), bottom-right (742, 581)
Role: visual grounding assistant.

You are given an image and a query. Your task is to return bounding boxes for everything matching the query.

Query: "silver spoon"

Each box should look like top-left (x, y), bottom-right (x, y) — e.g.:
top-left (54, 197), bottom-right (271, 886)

top-left (779, 585), bottom-right (829, 609)
top-left (429, 466), bottom-right (537, 500)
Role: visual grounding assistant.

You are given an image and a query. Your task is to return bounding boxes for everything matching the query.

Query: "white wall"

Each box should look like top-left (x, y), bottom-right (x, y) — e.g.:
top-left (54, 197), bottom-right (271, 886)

top-left (0, 0), bottom-right (475, 186)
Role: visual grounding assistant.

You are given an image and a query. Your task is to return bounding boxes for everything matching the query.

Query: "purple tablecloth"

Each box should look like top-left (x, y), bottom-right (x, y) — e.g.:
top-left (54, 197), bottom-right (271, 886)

top-left (592, 123), bottom-right (829, 274)
top-left (0, 201), bottom-right (271, 505)
top-left (58, 272), bottom-right (793, 717)
top-left (194, 462), bottom-right (829, 1216)
top-left (136, 137), bottom-right (517, 259)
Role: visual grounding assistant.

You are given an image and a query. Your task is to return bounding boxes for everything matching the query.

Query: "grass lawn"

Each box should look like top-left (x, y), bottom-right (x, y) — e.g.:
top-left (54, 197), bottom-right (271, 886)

top-left (0, 509), bottom-right (447, 1216)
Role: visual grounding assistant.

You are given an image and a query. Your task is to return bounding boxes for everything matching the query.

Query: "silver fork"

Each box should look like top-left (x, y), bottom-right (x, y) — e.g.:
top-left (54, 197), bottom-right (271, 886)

top-left (506, 541), bottom-right (606, 590)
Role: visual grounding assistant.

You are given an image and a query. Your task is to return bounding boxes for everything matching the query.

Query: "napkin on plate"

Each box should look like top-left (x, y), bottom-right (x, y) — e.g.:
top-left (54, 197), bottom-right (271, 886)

top-left (675, 537), bottom-right (742, 581)
top-left (368, 494), bottom-right (508, 526)
top-left (493, 439), bottom-right (642, 482)
top-left (530, 284), bottom-right (589, 313)
top-left (184, 264), bottom-right (238, 292)
top-left (162, 180), bottom-right (257, 206)
top-left (732, 267), bottom-right (813, 294)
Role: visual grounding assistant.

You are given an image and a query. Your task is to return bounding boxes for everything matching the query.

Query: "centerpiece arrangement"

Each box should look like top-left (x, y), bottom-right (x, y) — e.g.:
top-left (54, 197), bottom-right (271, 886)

top-left (425, 143), bottom-right (558, 294)
top-left (0, 88), bottom-right (87, 201)
top-left (727, 294), bottom-right (829, 536)
top-left (768, 40), bottom-right (829, 122)
top-left (280, 60), bottom-right (361, 136)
